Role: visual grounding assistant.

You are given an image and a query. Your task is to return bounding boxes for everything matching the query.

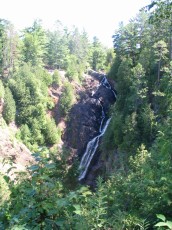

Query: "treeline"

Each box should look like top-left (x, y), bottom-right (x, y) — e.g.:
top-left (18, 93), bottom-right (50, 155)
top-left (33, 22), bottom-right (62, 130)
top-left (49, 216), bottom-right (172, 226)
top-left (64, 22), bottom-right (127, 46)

top-left (1, 0), bottom-right (172, 229)
top-left (0, 19), bottom-right (114, 77)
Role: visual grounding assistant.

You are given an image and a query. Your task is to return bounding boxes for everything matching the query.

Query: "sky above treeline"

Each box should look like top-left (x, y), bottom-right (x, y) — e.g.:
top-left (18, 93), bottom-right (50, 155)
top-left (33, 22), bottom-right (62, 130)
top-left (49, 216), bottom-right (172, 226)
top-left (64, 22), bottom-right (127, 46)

top-left (0, 0), bottom-right (151, 47)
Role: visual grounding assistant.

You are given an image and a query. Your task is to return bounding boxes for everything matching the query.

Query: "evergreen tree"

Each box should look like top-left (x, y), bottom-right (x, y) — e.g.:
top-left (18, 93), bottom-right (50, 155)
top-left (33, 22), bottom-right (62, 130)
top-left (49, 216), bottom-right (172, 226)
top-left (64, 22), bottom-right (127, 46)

top-left (60, 81), bottom-right (75, 116)
top-left (43, 117), bottom-right (61, 145)
top-left (46, 22), bottom-right (69, 69)
top-left (22, 20), bottom-right (47, 67)
top-left (17, 124), bottom-right (32, 148)
top-left (146, 0), bottom-right (172, 60)
top-left (2, 87), bottom-right (16, 124)
top-left (52, 69), bottom-right (62, 87)
top-left (0, 19), bottom-right (20, 76)
top-left (91, 36), bottom-right (106, 71)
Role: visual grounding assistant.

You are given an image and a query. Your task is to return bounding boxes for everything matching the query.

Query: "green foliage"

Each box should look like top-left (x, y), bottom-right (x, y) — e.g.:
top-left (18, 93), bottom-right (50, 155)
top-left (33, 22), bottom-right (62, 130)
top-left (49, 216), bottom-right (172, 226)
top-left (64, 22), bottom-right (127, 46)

top-left (6, 64), bottom-right (60, 149)
top-left (22, 20), bottom-right (47, 67)
top-left (2, 87), bottom-right (16, 124)
top-left (100, 6), bottom-right (172, 229)
top-left (0, 19), bottom-right (20, 76)
top-left (153, 40), bottom-right (168, 62)
top-left (52, 69), bottom-right (62, 87)
top-left (0, 116), bottom-right (7, 127)
top-left (0, 79), bottom-right (4, 98)
top-left (147, 0), bottom-right (172, 23)
top-left (1, 151), bottom-right (65, 228)
top-left (33, 66), bottom-right (52, 86)
top-left (46, 22), bottom-right (69, 69)
top-left (155, 214), bottom-right (172, 229)
top-left (104, 48), bottom-right (115, 72)
top-left (91, 36), bottom-right (106, 71)
top-left (60, 81), bottom-right (76, 116)
top-left (65, 55), bottom-right (79, 82)
top-left (1, 4), bottom-right (172, 229)
top-left (43, 117), bottom-right (61, 145)
top-left (16, 124), bottom-right (32, 148)
top-left (68, 27), bottom-right (91, 72)
top-left (0, 149), bottom-right (80, 229)
top-left (0, 173), bottom-right (10, 207)
top-left (17, 115), bottom-right (61, 151)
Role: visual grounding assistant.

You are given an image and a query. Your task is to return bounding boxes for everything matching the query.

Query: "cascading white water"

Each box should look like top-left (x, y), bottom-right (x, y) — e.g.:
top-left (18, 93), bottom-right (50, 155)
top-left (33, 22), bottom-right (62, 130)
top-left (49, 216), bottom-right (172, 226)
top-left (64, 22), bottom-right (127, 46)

top-left (78, 118), bottom-right (111, 181)
top-left (101, 76), bottom-right (111, 89)
top-left (99, 103), bottom-right (105, 132)
top-left (78, 74), bottom-right (116, 181)
top-left (101, 76), bottom-right (117, 98)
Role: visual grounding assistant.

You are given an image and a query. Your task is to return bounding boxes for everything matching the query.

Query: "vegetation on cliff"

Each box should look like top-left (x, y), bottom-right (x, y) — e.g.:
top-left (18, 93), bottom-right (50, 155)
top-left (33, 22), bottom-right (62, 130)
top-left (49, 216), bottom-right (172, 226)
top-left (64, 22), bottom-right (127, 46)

top-left (0, 0), bottom-right (172, 229)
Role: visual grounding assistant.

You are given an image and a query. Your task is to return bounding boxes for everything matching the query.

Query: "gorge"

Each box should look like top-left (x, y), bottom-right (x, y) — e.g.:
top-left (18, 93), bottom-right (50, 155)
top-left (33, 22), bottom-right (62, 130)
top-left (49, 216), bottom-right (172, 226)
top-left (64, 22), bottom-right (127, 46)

top-left (63, 70), bottom-right (116, 186)
top-left (1, 2), bottom-right (172, 227)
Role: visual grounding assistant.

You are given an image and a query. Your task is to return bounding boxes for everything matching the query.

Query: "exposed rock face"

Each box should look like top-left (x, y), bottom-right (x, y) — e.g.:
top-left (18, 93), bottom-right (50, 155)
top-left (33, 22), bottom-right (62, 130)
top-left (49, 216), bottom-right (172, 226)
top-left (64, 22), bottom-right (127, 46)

top-left (0, 122), bottom-right (34, 178)
top-left (93, 85), bottom-right (116, 111)
top-left (64, 98), bottom-right (102, 157)
top-left (63, 72), bottom-right (116, 159)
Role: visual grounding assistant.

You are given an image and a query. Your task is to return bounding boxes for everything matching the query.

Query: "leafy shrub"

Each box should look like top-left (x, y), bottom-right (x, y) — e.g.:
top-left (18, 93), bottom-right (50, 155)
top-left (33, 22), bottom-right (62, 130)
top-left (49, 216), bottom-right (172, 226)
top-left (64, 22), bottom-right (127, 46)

top-left (155, 214), bottom-right (172, 229)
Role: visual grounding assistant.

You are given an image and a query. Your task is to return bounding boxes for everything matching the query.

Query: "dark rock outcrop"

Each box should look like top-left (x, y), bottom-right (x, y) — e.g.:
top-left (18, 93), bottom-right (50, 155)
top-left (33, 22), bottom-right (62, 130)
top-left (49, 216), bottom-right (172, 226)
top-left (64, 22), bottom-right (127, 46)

top-left (93, 85), bottom-right (116, 112)
top-left (63, 72), bottom-right (116, 159)
top-left (63, 98), bottom-right (102, 157)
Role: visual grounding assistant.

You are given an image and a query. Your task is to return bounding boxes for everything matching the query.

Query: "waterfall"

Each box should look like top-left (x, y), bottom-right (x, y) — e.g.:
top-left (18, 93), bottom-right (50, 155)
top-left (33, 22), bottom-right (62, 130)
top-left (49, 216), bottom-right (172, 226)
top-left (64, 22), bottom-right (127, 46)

top-left (78, 74), bottom-right (116, 181)
top-left (99, 102), bottom-right (105, 132)
top-left (101, 76), bottom-right (117, 98)
top-left (78, 118), bottom-right (111, 181)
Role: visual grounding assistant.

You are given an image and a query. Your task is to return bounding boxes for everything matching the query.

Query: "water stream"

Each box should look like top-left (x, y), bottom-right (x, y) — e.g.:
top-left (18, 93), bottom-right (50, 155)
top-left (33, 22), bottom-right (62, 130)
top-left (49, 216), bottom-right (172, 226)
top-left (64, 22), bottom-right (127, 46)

top-left (78, 74), bottom-right (116, 181)
top-left (101, 76), bottom-right (117, 98)
top-left (79, 117), bottom-right (111, 181)
top-left (99, 103), bottom-right (105, 133)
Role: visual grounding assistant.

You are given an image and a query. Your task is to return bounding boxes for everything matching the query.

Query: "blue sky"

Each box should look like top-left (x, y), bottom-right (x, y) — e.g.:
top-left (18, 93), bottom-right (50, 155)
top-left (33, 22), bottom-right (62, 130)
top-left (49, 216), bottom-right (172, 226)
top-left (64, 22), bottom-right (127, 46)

top-left (0, 0), bottom-right (151, 47)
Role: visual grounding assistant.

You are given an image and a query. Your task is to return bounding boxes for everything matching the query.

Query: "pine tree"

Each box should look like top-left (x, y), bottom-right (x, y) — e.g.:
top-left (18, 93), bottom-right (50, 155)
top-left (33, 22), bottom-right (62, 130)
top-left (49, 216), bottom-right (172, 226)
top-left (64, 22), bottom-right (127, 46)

top-left (2, 87), bottom-right (16, 124)
top-left (60, 82), bottom-right (75, 116)
top-left (22, 20), bottom-right (47, 67)
top-left (91, 36), bottom-right (106, 71)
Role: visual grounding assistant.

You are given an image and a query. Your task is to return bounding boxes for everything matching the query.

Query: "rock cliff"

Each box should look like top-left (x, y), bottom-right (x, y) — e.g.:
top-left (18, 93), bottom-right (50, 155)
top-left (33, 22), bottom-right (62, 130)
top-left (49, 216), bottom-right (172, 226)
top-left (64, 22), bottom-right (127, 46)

top-left (63, 71), bottom-right (116, 162)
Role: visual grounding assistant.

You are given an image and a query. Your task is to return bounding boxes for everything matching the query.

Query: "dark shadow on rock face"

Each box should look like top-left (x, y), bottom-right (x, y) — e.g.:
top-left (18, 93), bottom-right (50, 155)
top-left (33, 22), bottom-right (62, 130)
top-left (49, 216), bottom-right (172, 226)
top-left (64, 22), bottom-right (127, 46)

top-left (63, 72), bottom-right (116, 157)
top-left (93, 85), bottom-right (116, 111)
top-left (63, 72), bottom-right (116, 188)
top-left (63, 98), bottom-right (102, 157)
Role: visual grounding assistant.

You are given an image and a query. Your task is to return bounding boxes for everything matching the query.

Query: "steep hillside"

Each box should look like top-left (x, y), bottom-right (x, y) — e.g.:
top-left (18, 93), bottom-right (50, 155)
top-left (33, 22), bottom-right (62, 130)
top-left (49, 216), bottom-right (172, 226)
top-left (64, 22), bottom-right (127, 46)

top-left (0, 118), bottom-right (33, 178)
